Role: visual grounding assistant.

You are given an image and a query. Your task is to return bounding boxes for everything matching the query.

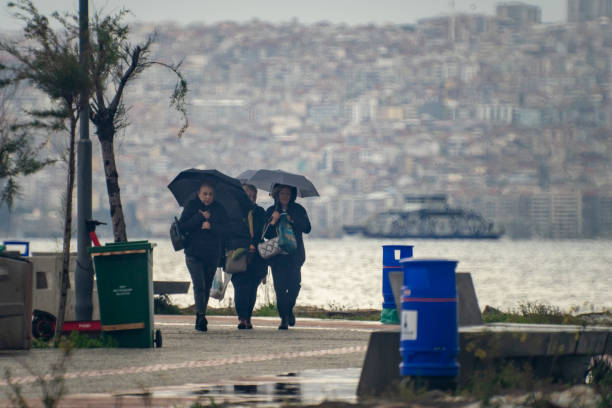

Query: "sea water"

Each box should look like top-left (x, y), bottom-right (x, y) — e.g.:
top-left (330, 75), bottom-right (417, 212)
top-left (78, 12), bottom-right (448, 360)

top-left (23, 237), bottom-right (612, 312)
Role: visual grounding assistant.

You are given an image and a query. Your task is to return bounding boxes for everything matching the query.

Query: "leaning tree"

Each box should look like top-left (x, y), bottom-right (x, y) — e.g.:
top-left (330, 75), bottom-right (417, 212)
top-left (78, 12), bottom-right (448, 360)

top-left (88, 10), bottom-right (188, 242)
top-left (4, 1), bottom-right (189, 244)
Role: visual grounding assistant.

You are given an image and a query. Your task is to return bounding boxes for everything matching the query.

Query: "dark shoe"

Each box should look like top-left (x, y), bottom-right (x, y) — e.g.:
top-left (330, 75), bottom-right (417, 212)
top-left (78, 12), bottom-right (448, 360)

top-left (195, 313), bottom-right (207, 332)
top-left (288, 310), bottom-right (296, 327)
top-left (238, 319), bottom-right (248, 330)
top-left (246, 318), bottom-right (253, 330)
top-left (278, 317), bottom-right (288, 330)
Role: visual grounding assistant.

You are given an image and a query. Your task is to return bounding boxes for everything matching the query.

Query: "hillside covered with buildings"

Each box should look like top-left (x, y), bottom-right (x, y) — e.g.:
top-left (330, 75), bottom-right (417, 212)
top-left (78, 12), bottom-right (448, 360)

top-left (2, 0), bottom-right (612, 239)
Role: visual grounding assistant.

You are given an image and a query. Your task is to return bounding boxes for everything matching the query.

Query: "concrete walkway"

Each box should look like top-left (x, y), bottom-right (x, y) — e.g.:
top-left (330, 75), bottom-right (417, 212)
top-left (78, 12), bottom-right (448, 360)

top-left (0, 315), bottom-right (392, 407)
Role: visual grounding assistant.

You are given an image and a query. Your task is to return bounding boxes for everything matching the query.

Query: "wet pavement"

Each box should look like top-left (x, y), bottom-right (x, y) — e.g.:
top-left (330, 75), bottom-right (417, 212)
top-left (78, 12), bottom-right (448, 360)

top-left (112, 368), bottom-right (360, 407)
top-left (0, 315), bottom-right (393, 407)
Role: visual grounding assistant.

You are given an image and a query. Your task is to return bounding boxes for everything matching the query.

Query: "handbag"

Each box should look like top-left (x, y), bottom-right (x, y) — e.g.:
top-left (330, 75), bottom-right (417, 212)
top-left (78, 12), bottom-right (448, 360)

top-left (257, 235), bottom-right (283, 259)
top-left (224, 248), bottom-right (248, 273)
top-left (257, 214), bottom-right (294, 259)
top-left (169, 216), bottom-right (187, 251)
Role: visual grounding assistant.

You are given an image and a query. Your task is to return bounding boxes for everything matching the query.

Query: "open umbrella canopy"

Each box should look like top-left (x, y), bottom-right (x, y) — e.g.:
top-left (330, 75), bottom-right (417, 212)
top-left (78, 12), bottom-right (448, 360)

top-left (236, 169), bottom-right (257, 184)
top-left (237, 169), bottom-right (320, 198)
top-left (168, 169), bottom-right (252, 218)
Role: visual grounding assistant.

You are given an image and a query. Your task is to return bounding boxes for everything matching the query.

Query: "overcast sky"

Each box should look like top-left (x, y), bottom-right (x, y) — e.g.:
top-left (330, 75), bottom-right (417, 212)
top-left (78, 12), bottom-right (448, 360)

top-left (0, 0), bottom-right (565, 30)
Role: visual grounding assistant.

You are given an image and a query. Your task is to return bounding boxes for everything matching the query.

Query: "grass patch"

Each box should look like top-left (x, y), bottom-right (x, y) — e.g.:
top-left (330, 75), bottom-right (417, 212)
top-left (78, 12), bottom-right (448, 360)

top-left (459, 361), bottom-right (548, 405)
top-left (293, 305), bottom-right (380, 321)
top-left (179, 302), bottom-right (380, 320)
top-left (379, 361), bottom-right (567, 407)
top-left (159, 297), bottom-right (381, 321)
top-left (482, 302), bottom-right (600, 325)
top-left (33, 330), bottom-right (118, 349)
top-left (161, 297), bottom-right (611, 325)
top-left (154, 294), bottom-right (184, 315)
top-left (253, 302), bottom-right (278, 317)
top-left (588, 357), bottom-right (612, 408)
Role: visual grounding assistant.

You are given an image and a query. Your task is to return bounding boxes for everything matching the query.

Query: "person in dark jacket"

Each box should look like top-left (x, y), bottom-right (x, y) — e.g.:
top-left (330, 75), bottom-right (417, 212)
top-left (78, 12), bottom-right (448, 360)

top-left (231, 184), bottom-right (268, 329)
top-left (179, 181), bottom-right (228, 332)
top-left (265, 184), bottom-right (311, 330)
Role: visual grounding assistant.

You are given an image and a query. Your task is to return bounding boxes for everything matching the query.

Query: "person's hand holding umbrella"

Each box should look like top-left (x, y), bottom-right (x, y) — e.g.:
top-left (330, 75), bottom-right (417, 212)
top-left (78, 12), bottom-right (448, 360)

top-left (270, 210), bottom-right (281, 225)
top-left (199, 210), bottom-right (212, 229)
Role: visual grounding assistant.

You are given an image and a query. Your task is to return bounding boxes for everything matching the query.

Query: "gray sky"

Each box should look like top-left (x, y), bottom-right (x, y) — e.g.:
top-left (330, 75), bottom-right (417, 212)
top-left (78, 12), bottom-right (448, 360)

top-left (1, 1), bottom-right (565, 30)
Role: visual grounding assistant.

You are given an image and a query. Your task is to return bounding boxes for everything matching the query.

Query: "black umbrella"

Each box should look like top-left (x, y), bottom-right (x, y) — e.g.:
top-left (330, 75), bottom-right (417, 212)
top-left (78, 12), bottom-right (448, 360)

top-left (237, 169), bottom-right (320, 198)
top-left (168, 169), bottom-right (252, 218)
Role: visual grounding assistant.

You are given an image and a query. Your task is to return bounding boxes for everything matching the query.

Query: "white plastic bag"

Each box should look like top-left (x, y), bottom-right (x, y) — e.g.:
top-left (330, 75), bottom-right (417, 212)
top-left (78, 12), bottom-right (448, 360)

top-left (210, 267), bottom-right (230, 300)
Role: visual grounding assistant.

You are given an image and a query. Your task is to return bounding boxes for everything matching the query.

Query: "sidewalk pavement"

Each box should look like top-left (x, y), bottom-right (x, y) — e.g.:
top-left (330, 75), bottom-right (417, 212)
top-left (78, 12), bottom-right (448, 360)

top-left (0, 315), bottom-right (394, 407)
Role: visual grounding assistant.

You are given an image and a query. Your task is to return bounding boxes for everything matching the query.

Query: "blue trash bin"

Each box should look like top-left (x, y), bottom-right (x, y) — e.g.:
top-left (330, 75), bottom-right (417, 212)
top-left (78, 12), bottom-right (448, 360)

top-left (399, 259), bottom-right (459, 379)
top-left (2, 241), bottom-right (30, 257)
top-left (381, 245), bottom-right (413, 324)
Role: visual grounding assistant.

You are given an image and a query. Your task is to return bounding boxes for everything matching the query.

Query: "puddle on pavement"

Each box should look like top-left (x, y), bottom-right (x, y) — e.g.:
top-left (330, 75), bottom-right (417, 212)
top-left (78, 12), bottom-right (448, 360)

top-left (145, 368), bottom-right (360, 406)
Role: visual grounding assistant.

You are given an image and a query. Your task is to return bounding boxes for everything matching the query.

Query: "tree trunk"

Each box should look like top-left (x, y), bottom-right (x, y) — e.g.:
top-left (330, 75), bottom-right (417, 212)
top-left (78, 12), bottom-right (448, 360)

top-left (99, 136), bottom-right (127, 242)
top-left (56, 114), bottom-right (77, 338)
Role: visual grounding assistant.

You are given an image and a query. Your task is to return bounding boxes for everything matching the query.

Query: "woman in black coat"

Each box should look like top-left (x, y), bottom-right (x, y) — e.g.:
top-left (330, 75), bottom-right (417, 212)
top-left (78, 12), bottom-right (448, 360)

top-left (231, 184), bottom-right (268, 329)
top-left (265, 184), bottom-right (311, 330)
top-left (178, 181), bottom-right (228, 332)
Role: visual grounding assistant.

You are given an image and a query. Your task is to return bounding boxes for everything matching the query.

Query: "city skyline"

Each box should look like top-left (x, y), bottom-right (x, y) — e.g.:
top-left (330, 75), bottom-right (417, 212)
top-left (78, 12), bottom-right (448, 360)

top-left (2, 12), bottom-right (611, 239)
top-left (0, 0), bottom-right (566, 30)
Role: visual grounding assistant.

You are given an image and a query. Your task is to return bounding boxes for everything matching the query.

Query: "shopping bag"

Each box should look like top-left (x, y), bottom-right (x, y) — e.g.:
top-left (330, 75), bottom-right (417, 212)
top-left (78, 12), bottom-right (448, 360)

top-left (210, 267), bottom-right (231, 300)
top-left (277, 213), bottom-right (297, 253)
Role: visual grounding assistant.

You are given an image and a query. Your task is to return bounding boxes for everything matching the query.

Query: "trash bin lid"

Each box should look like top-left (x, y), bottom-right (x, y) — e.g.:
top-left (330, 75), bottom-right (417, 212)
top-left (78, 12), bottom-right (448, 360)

top-left (0, 251), bottom-right (30, 262)
top-left (89, 240), bottom-right (153, 255)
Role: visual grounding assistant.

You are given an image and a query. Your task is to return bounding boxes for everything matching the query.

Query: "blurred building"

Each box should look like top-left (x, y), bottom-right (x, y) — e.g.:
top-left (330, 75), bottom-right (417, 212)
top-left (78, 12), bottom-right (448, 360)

top-left (582, 193), bottom-right (612, 237)
top-left (496, 2), bottom-right (542, 27)
top-left (568, 0), bottom-right (612, 22)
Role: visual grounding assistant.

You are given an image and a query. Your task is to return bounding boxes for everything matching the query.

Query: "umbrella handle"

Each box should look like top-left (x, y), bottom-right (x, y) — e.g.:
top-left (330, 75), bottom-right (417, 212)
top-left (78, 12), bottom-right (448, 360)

top-left (261, 222), bottom-right (270, 240)
top-left (260, 219), bottom-right (278, 240)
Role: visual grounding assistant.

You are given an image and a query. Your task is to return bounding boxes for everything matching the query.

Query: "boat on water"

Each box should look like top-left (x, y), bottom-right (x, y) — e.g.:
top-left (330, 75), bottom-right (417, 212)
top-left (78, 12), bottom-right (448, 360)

top-left (343, 195), bottom-right (504, 239)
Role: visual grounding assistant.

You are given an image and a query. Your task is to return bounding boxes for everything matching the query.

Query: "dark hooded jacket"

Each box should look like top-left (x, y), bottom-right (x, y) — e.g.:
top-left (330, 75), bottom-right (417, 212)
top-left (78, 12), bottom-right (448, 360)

top-left (246, 203), bottom-right (268, 277)
top-left (179, 198), bottom-right (228, 262)
top-left (250, 204), bottom-right (267, 248)
top-left (264, 188), bottom-right (311, 267)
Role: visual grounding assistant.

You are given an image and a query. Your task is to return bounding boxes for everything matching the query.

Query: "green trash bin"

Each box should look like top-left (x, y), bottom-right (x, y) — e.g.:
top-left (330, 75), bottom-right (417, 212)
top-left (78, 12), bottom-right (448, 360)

top-left (89, 241), bottom-right (161, 348)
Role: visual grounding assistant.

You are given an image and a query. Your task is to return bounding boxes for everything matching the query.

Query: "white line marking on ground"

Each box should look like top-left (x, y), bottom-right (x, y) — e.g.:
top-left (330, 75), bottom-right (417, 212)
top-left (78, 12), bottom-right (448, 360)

top-left (154, 322), bottom-right (377, 332)
top-left (0, 346), bottom-right (367, 387)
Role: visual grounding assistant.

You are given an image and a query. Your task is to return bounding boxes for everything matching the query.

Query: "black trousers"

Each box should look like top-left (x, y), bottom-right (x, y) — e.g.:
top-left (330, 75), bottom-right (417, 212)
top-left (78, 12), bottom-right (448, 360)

top-left (232, 257), bottom-right (267, 319)
top-left (185, 255), bottom-right (217, 314)
top-left (270, 256), bottom-right (301, 319)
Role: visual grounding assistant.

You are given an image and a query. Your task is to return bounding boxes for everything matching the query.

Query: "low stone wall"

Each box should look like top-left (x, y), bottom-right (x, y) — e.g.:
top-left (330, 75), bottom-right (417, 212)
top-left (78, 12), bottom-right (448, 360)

top-left (357, 325), bottom-right (612, 395)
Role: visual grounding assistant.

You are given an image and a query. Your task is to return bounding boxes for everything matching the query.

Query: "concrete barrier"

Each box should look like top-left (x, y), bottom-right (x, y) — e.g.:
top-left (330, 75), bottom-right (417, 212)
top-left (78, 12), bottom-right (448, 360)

top-left (357, 331), bottom-right (400, 396)
top-left (357, 325), bottom-right (612, 395)
top-left (455, 273), bottom-right (482, 326)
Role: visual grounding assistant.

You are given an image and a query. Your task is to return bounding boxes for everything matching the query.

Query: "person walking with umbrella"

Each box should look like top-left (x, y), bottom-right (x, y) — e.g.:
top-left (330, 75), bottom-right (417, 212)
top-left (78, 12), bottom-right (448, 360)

top-left (231, 184), bottom-right (268, 329)
top-left (178, 181), bottom-right (229, 331)
top-left (265, 184), bottom-right (311, 330)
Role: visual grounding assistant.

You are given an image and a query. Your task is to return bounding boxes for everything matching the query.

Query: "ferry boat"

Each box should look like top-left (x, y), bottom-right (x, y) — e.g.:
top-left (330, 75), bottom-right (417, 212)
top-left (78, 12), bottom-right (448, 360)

top-left (343, 195), bottom-right (504, 239)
